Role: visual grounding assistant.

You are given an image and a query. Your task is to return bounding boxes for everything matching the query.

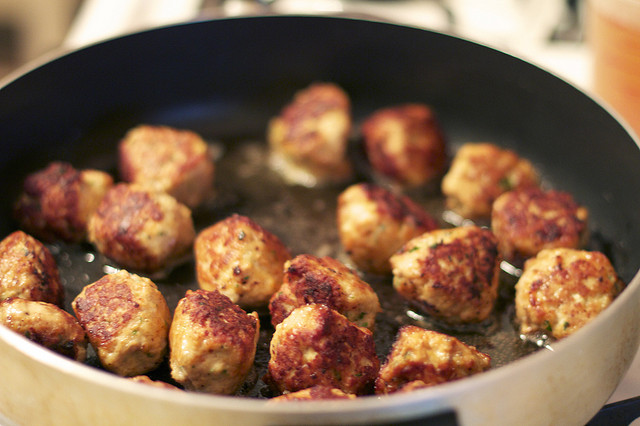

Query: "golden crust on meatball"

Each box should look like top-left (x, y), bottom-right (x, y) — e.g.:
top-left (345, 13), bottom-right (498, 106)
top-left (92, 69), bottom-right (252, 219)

top-left (0, 297), bottom-right (88, 361)
top-left (169, 289), bottom-right (259, 395)
top-left (441, 143), bottom-right (538, 219)
top-left (270, 385), bottom-right (356, 402)
top-left (0, 231), bottom-right (63, 307)
top-left (87, 183), bottom-right (195, 273)
top-left (390, 226), bottom-right (501, 324)
top-left (268, 254), bottom-right (381, 331)
top-left (375, 325), bottom-right (491, 394)
top-left (14, 161), bottom-right (113, 242)
top-left (267, 304), bottom-right (379, 395)
top-left (361, 103), bottom-right (447, 187)
top-left (118, 125), bottom-right (215, 209)
top-left (267, 82), bottom-right (353, 186)
top-left (515, 248), bottom-right (624, 339)
top-left (195, 214), bottom-right (291, 309)
top-left (72, 270), bottom-right (172, 376)
top-left (337, 183), bottom-right (438, 274)
top-left (491, 187), bottom-right (589, 264)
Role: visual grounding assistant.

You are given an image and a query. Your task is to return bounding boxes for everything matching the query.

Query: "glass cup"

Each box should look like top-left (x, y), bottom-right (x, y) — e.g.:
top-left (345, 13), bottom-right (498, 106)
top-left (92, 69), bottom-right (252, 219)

top-left (587, 0), bottom-right (640, 138)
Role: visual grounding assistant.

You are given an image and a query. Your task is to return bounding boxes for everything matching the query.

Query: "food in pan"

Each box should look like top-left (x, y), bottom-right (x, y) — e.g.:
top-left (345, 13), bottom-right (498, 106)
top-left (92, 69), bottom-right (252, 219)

top-left (390, 226), bottom-right (501, 324)
top-left (0, 230), bottom-right (64, 307)
top-left (267, 304), bottom-right (379, 395)
top-left (491, 187), bottom-right (589, 264)
top-left (375, 325), bottom-right (491, 394)
top-left (441, 142), bottom-right (539, 219)
top-left (269, 385), bottom-right (356, 401)
top-left (72, 270), bottom-right (172, 377)
top-left (268, 254), bottom-right (381, 331)
top-left (14, 161), bottom-right (114, 243)
top-left (169, 289), bottom-right (259, 395)
top-left (0, 297), bottom-right (88, 361)
top-left (361, 103), bottom-right (447, 187)
top-left (118, 125), bottom-right (215, 209)
top-left (87, 183), bottom-right (195, 273)
top-left (267, 82), bottom-right (353, 186)
top-left (514, 247), bottom-right (624, 339)
top-left (336, 182), bottom-right (439, 275)
top-left (129, 375), bottom-right (181, 390)
top-left (195, 214), bottom-right (291, 309)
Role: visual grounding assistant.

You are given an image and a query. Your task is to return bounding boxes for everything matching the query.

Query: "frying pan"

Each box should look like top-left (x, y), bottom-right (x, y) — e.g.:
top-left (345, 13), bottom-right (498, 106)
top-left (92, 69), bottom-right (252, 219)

top-left (0, 15), bottom-right (639, 426)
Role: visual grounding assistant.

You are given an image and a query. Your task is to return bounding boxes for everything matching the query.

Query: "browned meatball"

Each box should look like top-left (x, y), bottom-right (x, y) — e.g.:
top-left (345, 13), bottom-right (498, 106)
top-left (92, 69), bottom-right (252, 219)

top-left (0, 297), bottom-right (88, 361)
top-left (72, 270), bottom-right (172, 376)
top-left (195, 214), bottom-right (291, 309)
top-left (441, 143), bottom-right (539, 219)
top-left (375, 325), bottom-right (491, 394)
top-left (515, 248), bottom-right (624, 339)
top-left (0, 231), bottom-right (63, 307)
top-left (491, 187), bottom-right (589, 264)
top-left (269, 254), bottom-right (381, 331)
top-left (118, 125), bottom-right (215, 209)
top-left (337, 183), bottom-right (438, 274)
top-left (14, 161), bottom-right (113, 242)
top-left (269, 385), bottom-right (356, 402)
top-left (390, 226), bottom-right (501, 324)
top-left (87, 183), bottom-right (195, 273)
top-left (267, 304), bottom-right (379, 395)
top-left (129, 375), bottom-right (181, 390)
top-left (267, 82), bottom-right (353, 186)
top-left (169, 289), bottom-right (259, 395)
top-left (361, 103), bottom-right (447, 187)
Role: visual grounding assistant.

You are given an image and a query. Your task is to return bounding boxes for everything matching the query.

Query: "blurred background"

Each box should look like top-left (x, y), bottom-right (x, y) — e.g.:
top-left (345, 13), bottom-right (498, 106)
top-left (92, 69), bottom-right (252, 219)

top-left (0, 0), bottom-right (589, 87)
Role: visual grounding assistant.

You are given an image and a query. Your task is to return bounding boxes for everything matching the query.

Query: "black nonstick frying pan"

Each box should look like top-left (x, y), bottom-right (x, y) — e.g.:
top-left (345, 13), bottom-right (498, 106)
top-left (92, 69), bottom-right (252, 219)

top-left (0, 15), bottom-right (639, 426)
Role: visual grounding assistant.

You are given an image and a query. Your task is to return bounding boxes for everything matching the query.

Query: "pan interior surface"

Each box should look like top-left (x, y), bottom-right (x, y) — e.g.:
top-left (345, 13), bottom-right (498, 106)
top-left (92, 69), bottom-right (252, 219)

top-left (0, 15), bottom-right (639, 425)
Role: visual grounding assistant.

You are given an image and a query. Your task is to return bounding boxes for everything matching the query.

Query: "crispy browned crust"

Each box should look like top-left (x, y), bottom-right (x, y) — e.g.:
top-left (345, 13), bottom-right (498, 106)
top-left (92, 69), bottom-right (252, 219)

top-left (491, 187), bottom-right (589, 263)
top-left (14, 162), bottom-right (113, 242)
top-left (375, 325), bottom-right (490, 394)
top-left (87, 183), bottom-right (194, 272)
top-left (195, 214), bottom-right (291, 308)
top-left (267, 304), bottom-right (379, 395)
top-left (515, 248), bottom-right (624, 339)
top-left (0, 230), bottom-right (63, 306)
top-left (270, 385), bottom-right (356, 402)
top-left (129, 375), bottom-right (181, 390)
top-left (337, 183), bottom-right (439, 274)
top-left (0, 297), bottom-right (88, 361)
top-left (361, 103), bottom-right (447, 186)
top-left (118, 125), bottom-right (214, 208)
top-left (391, 226), bottom-right (501, 323)
top-left (268, 254), bottom-right (380, 330)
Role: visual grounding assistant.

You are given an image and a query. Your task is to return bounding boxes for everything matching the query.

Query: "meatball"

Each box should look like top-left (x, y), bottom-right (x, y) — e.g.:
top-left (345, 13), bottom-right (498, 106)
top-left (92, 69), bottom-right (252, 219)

top-left (267, 82), bottom-right (353, 186)
top-left (441, 143), bottom-right (539, 219)
top-left (390, 226), bottom-right (501, 324)
top-left (195, 214), bottom-right (291, 309)
top-left (514, 248), bottom-right (624, 339)
top-left (267, 304), bottom-right (379, 395)
top-left (87, 183), bottom-right (195, 273)
top-left (0, 231), bottom-right (63, 307)
top-left (268, 254), bottom-right (381, 331)
top-left (118, 125), bottom-right (215, 209)
top-left (491, 187), bottom-right (589, 264)
top-left (0, 297), bottom-right (88, 361)
top-left (169, 289), bottom-right (259, 395)
top-left (72, 270), bottom-right (172, 376)
top-left (375, 325), bottom-right (491, 394)
top-left (270, 385), bottom-right (356, 402)
top-left (129, 375), bottom-right (181, 390)
top-left (14, 161), bottom-right (113, 242)
top-left (361, 103), bottom-right (447, 187)
top-left (337, 183), bottom-right (438, 274)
